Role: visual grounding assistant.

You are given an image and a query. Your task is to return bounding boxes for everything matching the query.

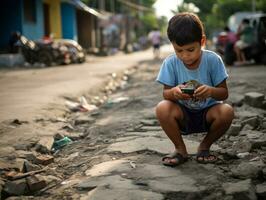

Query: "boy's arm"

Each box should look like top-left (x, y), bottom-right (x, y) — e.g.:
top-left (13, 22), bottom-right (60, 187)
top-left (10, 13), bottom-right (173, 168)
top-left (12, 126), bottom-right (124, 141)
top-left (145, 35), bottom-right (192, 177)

top-left (211, 79), bottom-right (229, 100)
top-left (194, 79), bottom-right (228, 101)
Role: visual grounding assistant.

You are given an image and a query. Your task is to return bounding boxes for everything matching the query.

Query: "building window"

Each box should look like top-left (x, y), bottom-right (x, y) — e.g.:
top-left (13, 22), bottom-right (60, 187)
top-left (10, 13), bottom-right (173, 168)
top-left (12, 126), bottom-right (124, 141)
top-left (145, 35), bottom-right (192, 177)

top-left (23, 0), bottom-right (36, 23)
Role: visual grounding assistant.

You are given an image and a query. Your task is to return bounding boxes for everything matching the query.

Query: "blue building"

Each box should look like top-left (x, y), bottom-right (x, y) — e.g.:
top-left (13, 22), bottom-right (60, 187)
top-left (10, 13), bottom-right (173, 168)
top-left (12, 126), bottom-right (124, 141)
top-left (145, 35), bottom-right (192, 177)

top-left (61, 2), bottom-right (78, 41)
top-left (0, 0), bottom-right (44, 51)
top-left (0, 0), bottom-right (105, 52)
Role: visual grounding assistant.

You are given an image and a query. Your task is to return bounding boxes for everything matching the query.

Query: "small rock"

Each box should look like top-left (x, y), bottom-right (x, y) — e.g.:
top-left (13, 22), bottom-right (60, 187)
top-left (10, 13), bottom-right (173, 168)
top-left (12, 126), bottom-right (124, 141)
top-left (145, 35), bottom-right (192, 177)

top-left (16, 150), bottom-right (37, 162)
top-left (35, 155), bottom-right (54, 165)
top-left (262, 168), bottom-right (266, 179)
top-left (35, 136), bottom-right (54, 153)
top-left (242, 117), bottom-right (258, 129)
top-left (140, 119), bottom-right (159, 126)
top-left (237, 152), bottom-right (250, 159)
top-left (232, 140), bottom-right (252, 154)
top-left (74, 115), bottom-right (95, 126)
top-left (256, 183), bottom-right (266, 199)
top-left (24, 160), bottom-right (41, 172)
top-left (244, 92), bottom-right (265, 108)
top-left (242, 124), bottom-right (254, 131)
top-left (4, 179), bottom-right (28, 196)
top-left (231, 162), bottom-right (260, 179)
top-left (222, 179), bottom-right (256, 200)
top-left (54, 133), bottom-right (65, 140)
top-left (227, 123), bottom-right (242, 136)
top-left (26, 175), bottom-right (46, 192)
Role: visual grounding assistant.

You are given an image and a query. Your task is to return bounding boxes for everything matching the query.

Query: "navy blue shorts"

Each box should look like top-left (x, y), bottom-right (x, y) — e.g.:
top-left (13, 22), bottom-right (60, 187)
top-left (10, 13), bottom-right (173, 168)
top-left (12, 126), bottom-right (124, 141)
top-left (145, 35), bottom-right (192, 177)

top-left (178, 104), bottom-right (217, 135)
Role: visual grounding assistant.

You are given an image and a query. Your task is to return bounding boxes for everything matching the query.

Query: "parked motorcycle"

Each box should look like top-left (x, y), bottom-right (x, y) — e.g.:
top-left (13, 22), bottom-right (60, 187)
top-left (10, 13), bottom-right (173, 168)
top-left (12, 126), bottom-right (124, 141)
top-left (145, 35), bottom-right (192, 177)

top-left (17, 35), bottom-right (71, 66)
top-left (54, 39), bottom-right (86, 63)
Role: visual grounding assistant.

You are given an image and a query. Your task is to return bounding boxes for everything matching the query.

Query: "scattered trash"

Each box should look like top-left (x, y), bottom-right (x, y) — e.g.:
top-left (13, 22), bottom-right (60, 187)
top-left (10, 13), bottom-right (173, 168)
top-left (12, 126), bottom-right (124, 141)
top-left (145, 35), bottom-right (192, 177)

top-left (109, 97), bottom-right (129, 103)
top-left (52, 137), bottom-right (72, 151)
top-left (236, 152), bottom-right (250, 159)
top-left (61, 124), bottom-right (75, 131)
top-left (129, 161), bottom-right (136, 168)
top-left (249, 156), bottom-right (260, 162)
top-left (5, 167), bottom-right (48, 180)
top-left (65, 96), bottom-right (98, 112)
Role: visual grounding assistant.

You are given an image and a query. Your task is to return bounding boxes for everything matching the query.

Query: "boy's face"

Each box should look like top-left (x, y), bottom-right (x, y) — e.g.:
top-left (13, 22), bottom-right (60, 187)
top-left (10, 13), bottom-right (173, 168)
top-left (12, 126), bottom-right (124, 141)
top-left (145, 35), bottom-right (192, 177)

top-left (172, 38), bottom-right (205, 67)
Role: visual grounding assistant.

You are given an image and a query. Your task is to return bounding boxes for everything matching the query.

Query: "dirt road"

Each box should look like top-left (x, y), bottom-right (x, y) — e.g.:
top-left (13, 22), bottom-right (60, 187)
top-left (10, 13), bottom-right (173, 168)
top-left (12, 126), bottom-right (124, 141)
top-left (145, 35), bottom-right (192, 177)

top-left (0, 48), bottom-right (165, 122)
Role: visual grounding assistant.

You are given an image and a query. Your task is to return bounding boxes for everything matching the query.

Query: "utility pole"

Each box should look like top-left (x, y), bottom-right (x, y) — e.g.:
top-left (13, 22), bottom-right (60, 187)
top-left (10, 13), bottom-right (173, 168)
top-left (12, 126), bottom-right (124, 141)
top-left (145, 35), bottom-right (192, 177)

top-left (252, 0), bottom-right (256, 13)
top-left (110, 0), bottom-right (115, 13)
top-left (99, 0), bottom-right (105, 11)
top-left (99, 0), bottom-right (106, 54)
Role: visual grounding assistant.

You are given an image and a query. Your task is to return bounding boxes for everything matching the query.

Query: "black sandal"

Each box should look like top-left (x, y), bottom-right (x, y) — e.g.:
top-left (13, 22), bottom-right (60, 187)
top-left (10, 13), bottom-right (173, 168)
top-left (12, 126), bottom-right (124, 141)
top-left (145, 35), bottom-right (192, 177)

top-left (196, 150), bottom-right (217, 164)
top-left (162, 151), bottom-right (188, 167)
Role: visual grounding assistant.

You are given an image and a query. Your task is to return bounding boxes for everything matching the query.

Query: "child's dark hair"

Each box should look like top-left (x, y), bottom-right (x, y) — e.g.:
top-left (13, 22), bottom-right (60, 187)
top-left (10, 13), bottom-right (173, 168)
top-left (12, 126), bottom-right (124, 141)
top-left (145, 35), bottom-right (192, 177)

top-left (167, 12), bottom-right (204, 46)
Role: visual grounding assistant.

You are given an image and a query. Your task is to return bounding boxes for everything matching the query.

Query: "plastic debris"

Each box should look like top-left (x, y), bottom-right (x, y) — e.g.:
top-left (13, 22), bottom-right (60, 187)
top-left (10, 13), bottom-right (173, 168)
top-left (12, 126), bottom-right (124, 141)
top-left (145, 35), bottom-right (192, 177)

top-left (65, 96), bottom-right (98, 112)
top-left (52, 137), bottom-right (72, 151)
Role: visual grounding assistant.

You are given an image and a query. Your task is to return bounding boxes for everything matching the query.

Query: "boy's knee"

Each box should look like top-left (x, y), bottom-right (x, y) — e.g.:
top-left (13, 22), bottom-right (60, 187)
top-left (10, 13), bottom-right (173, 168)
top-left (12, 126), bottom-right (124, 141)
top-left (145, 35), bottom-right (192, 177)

top-left (155, 100), bottom-right (170, 116)
top-left (156, 100), bottom-right (173, 118)
top-left (225, 104), bottom-right (234, 117)
top-left (220, 104), bottom-right (234, 122)
top-left (155, 100), bottom-right (183, 120)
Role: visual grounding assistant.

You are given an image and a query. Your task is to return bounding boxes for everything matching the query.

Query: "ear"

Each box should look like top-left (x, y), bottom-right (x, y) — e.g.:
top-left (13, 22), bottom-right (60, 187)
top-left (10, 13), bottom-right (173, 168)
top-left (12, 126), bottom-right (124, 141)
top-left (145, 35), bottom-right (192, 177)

top-left (201, 35), bottom-right (206, 47)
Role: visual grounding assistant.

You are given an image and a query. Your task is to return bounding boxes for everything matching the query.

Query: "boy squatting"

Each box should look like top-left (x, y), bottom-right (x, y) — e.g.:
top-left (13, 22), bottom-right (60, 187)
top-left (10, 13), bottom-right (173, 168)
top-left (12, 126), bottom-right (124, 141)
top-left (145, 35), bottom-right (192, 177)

top-left (156, 12), bottom-right (234, 166)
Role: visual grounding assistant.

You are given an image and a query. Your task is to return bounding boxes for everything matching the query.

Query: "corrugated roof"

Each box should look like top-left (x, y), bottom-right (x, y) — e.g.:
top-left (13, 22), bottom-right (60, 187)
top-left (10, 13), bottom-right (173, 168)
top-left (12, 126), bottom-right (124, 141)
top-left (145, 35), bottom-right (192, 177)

top-left (63, 0), bottom-right (107, 19)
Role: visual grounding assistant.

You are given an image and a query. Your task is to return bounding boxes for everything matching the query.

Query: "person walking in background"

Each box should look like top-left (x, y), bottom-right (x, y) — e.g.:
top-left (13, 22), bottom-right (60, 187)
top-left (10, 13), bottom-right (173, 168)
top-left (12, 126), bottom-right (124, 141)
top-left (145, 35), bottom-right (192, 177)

top-left (234, 19), bottom-right (254, 65)
top-left (155, 12), bottom-right (234, 167)
top-left (148, 27), bottom-right (161, 59)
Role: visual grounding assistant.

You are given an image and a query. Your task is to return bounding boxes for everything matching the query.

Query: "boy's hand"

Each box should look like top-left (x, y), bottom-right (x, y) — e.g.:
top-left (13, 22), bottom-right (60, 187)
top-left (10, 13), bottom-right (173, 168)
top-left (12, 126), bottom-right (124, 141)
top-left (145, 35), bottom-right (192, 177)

top-left (194, 85), bottom-right (212, 100)
top-left (173, 85), bottom-right (191, 100)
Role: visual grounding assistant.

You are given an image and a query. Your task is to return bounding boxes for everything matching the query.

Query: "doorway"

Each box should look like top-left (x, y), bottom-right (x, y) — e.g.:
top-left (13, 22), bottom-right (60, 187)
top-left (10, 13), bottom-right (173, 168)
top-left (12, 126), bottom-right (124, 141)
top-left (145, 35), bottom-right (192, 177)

top-left (43, 3), bottom-right (50, 37)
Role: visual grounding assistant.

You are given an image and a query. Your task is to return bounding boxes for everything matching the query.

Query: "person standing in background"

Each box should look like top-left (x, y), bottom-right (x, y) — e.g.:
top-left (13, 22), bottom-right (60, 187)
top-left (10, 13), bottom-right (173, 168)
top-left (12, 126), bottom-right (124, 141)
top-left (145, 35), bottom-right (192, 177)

top-left (234, 19), bottom-right (254, 65)
top-left (148, 27), bottom-right (161, 59)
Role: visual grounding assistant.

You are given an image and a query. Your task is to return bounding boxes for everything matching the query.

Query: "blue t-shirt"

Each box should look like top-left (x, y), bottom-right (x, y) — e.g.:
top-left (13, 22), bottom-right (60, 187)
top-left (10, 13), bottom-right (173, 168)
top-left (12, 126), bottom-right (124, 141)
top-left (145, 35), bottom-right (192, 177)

top-left (156, 49), bottom-right (228, 110)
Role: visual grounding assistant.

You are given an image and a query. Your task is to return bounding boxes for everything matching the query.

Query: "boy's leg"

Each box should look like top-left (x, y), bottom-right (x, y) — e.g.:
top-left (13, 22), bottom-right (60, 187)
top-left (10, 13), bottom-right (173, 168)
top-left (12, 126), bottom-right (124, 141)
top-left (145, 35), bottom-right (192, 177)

top-left (156, 100), bottom-right (188, 158)
top-left (198, 103), bottom-right (234, 161)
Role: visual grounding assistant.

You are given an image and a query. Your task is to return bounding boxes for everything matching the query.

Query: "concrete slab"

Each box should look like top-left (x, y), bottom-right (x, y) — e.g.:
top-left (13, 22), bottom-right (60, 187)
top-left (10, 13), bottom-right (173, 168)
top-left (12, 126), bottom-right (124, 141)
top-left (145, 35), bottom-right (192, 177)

top-left (107, 136), bottom-right (219, 155)
top-left (77, 175), bottom-right (139, 190)
top-left (80, 188), bottom-right (164, 200)
top-left (85, 159), bottom-right (131, 176)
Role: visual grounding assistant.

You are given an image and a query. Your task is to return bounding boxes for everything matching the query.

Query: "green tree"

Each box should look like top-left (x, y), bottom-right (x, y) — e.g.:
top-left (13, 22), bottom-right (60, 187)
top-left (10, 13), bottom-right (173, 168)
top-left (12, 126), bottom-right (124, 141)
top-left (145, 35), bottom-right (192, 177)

top-left (178, 0), bottom-right (266, 36)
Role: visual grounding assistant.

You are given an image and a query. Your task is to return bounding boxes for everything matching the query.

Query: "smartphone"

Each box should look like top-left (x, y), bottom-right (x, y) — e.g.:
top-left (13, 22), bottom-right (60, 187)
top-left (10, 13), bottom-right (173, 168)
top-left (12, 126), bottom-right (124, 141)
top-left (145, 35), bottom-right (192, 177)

top-left (181, 88), bottom-right (195, 95)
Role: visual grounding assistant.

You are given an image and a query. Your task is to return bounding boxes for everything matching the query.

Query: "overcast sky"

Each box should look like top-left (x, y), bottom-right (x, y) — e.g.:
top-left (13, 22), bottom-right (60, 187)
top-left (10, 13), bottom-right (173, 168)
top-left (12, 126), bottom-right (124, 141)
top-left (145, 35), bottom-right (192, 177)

top-left (153, 0), bottom-right (182, 20)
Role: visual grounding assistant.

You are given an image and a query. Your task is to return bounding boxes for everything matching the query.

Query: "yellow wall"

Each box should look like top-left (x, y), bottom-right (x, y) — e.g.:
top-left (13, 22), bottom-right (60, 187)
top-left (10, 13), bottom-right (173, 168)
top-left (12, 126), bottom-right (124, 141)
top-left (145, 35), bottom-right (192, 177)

top-left (43, 0), bottom-right (62, 38)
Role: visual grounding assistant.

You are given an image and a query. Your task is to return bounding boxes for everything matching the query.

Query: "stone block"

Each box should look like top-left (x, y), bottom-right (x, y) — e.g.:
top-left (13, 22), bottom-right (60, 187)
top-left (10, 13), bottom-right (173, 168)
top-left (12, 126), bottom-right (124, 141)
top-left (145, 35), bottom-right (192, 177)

top-left (242, 117), bottom-right (258, 129)
top-left (256, 183), bottom-right (266, 199)
top-left (26, 175), bottom-right (46, 192)
top-left (4, 179), bottom-right (28, 196)
top-left (16, 150), bottom-right (37, 162)
top-left (227, 124), bottom-right (242, 136)
top-left (24, 160), bottom-right (41, 172)
top-left (35, 136), bottom-right (54, 153)
top-left (35, 155), bottom-right (54, 165)
top-left (232, 139), bottom-right (252, 153)
top-left (231, 162), bottom-right (260, 179)
top-left (244, 92), bottom-right (265, 108)
top-left (223, 179), bottom-right (256, 200)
